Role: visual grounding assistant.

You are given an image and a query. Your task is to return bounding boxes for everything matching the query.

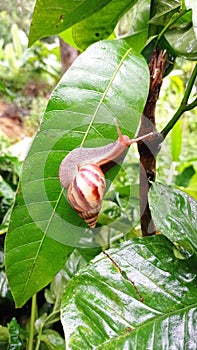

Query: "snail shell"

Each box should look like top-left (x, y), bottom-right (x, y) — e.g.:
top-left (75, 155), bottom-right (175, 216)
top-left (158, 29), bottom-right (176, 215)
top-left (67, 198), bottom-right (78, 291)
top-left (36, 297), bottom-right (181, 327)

top-left (67, 164), bottom-right (106, 228)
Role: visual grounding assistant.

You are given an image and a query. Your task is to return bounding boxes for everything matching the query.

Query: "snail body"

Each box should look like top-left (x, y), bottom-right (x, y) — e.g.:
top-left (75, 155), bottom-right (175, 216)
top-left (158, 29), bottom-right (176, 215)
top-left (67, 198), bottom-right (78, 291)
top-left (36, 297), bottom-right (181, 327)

top-left (59, 120), bottom-right (154, 228)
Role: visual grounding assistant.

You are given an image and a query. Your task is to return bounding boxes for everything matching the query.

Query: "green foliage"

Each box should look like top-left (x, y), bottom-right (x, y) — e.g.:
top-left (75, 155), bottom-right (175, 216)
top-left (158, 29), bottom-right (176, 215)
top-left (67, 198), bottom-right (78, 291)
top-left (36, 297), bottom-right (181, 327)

top-left (0, 177), bottom-right (15, 231)
top-left (5, 40), bottom-right (149, 307)
top-left (29, 0), bottom-right (197, 61)
top-left (61, 233), bottom-right (197, 348)
top-left (0, 23), bottom-right (60, 91)
top-left (0, 0), bottom-right (35, 44)
top-left (155, 59), bottom-right (197, 195)
top-left (0, 325), bottom-right (9, 349)
top-left (38, 330), bottom-right (65, 350)
top-left (0, 154), bottom-right (21, 234)
top-left (71, 0), bottom-right (137, 50)
top-left (2, 0), bottom-right (197, 349)
top-left (29, 0), bottom-right (113, 46)
top-left (149, 182), bottom-right (197, 254)
top-left (8, 318), bottom-right (23, 350)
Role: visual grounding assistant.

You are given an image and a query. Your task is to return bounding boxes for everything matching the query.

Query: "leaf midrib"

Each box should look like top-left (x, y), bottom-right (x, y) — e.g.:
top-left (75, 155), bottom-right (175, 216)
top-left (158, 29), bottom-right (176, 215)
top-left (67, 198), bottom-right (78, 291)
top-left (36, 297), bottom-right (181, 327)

top-left (80, 46), bottom-right (133, 147)
top-left (97, 301), bottom-right (197, 349)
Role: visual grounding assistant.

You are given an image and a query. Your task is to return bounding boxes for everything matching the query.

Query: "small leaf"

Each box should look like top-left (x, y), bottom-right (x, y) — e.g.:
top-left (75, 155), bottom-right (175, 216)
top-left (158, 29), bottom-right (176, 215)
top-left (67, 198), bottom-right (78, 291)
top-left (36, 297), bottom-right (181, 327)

top-left (8, 318), bottom-right (23, 350)
top-left (28, 0), bottom-right (112, 46)
top-left (175, 165), bottom-right (195, 187)
top-left (0, 81), bottom-right (15, 98)
top-left (61, 235), bottom-right (197, 349)
top-left (39, 329), bottom-right (65, 350)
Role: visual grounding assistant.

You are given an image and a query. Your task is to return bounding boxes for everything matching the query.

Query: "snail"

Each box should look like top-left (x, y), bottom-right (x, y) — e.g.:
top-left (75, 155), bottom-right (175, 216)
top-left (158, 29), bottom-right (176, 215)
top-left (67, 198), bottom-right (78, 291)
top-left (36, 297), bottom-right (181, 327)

top-left (59, 120), bottom-right (154, 228)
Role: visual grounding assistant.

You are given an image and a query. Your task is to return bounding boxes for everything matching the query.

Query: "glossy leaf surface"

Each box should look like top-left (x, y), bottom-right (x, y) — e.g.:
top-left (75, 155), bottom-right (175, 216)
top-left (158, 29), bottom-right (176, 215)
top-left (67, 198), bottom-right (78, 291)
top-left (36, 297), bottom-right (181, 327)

top-left (149, 182), bottom-right (197, 254)
top-left (61, 235), bottom-right (197, 349)
top-left (125, 0), bottom-right (150, 34)
top-left (149, 0), bottom-right (197, 60)
top-left (72, 0), bottom-right (137, 50)
top-left (29, 0), bottom-right (112, 46)
top-left (117, 0), bottom-right (150, 54)
top-left (39, 330), bottom-right (65, 350)
top-left (165, 26), bottom-right (197, 60)
top-left (5, 40), bottom-right (149, 307)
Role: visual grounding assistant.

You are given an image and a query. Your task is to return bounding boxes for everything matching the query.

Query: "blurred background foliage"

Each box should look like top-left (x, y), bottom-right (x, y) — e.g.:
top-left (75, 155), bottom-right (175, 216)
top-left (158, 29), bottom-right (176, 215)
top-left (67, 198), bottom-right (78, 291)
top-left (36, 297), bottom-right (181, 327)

top-left (0, 0), bottom-right (196, 347)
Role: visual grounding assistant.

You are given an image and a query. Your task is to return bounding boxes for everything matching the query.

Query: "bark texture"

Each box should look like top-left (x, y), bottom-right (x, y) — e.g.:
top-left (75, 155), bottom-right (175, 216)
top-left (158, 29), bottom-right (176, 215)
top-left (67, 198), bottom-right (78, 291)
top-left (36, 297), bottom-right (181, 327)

top-left (137, 49), bottom-right (167, 236)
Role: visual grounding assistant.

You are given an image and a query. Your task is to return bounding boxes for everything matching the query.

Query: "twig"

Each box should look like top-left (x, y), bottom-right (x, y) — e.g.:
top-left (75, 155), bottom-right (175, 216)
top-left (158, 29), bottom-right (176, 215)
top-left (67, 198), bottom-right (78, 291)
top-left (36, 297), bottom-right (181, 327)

top-left (161, 63), bottom-right (197, 139)
top-left (137, 49), bottom-right (167, 236)
top-left (156, 9), bottom-right (189, 44)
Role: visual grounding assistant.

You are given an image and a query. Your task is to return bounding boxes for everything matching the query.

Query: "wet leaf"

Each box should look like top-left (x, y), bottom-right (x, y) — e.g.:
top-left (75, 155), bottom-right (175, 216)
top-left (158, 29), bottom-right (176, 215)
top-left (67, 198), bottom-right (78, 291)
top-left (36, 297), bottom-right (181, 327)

top-left (165, 26), bottom-right (197, 60)
top-left (149, 182), bottom-right (197, 254)
top-left (61, 235), bottom-right (197, 349)
top-left (39, 329), bottom-right (65, 350)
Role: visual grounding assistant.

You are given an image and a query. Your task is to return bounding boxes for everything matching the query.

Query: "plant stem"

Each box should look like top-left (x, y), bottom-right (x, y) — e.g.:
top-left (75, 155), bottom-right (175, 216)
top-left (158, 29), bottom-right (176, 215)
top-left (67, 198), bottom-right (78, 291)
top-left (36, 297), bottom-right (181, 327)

top-left (161, 63), bottom-right (197, 139)
top-left (156, 9), bottom-right (189, 44)
top-left (35, 335), bottom-right (41, 350)
top-left (137, 49), bottom-right (167, 236)
top-left (27, 294), bottom-right (37, 350)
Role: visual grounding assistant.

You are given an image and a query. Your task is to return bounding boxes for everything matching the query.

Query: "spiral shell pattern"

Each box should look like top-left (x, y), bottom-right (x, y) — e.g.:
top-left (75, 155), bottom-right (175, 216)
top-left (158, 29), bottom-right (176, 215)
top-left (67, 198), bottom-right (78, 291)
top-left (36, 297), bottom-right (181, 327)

top-left (67, 164), bottom-right (106, 228)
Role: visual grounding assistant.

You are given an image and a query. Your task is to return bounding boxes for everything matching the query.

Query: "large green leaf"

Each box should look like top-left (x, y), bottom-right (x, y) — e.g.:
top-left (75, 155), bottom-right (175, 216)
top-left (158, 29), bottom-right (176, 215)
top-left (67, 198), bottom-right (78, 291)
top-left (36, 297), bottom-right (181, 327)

top-left (5, 40), bottom-right (149, 307)
top-left (149, 182), bottom-right (197, 255)
top-left (72, 0), bottom-right (137, 51)
top-left (5, 187), bottom-right (71, 307)
top-left (28, 0), bottom-right (112, 46)
top-left (61, 235), bottom-right (197, 349)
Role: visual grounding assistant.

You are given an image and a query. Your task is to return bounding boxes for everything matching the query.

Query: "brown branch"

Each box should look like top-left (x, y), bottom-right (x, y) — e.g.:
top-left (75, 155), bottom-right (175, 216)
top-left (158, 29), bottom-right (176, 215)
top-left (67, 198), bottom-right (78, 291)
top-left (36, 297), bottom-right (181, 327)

top-left (137, 49), bottom-right (167, 236)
